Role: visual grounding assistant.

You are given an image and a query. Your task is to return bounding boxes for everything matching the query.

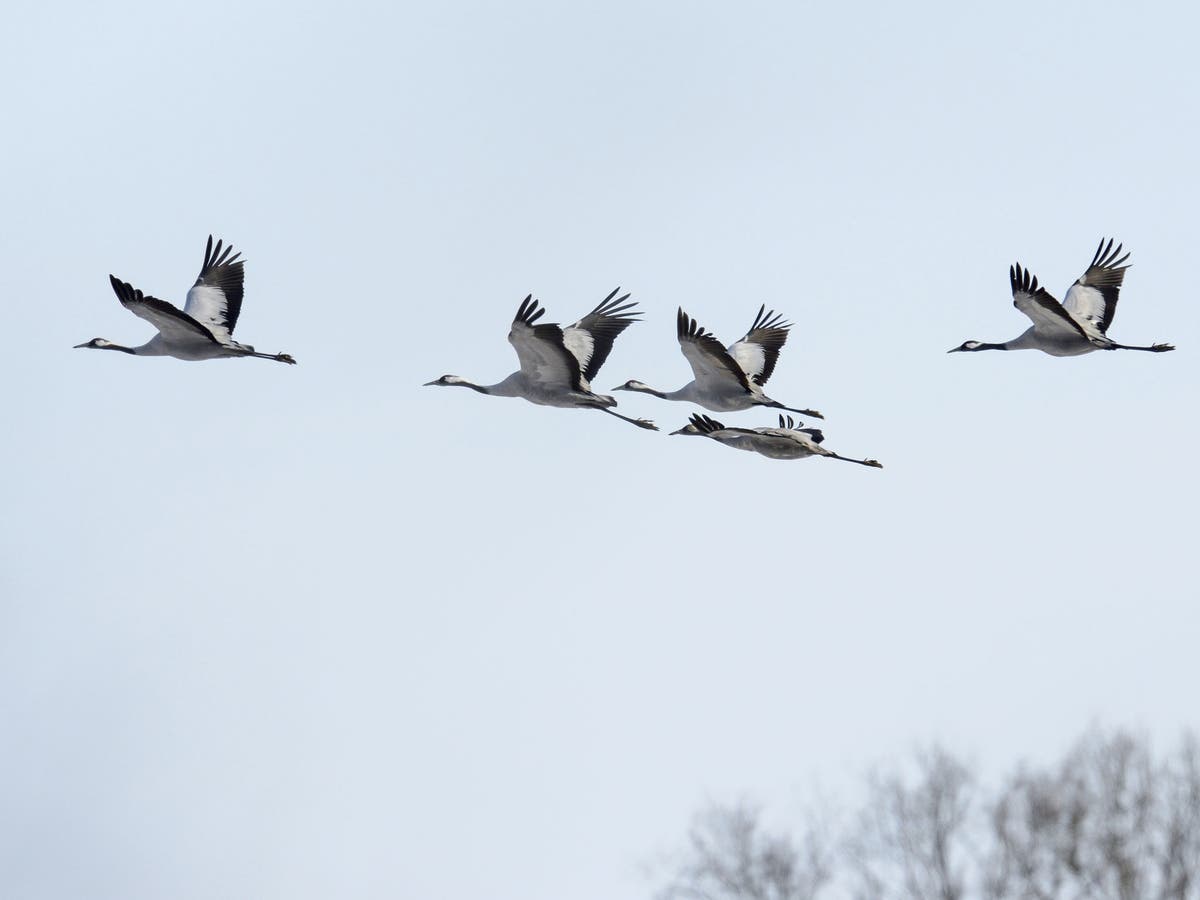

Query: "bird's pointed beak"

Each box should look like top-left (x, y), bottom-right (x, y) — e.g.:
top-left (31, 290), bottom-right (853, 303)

top-left (73, 342), bottom-right (89, 349)
top-left (669, 427), bottom-right (689, 435)
top-left (946, 347), bottom-right (962, 353)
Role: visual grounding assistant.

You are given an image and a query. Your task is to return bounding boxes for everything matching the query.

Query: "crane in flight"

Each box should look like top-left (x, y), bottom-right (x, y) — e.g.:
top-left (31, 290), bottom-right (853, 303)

top-left (75, 235), bottom-right (296, 364)
top-left (613, 306), bottom-right (822, 418)
top-left (424, 289), bottom-right (657, 430)
top-left (949, 238), bottom-right (1174, 356)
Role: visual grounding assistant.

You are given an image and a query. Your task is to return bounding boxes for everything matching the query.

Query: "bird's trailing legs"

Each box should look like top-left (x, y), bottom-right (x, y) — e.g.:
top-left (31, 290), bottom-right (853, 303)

top-left (768, 401), bottom-right (823, 420)
top-left (828, 452), bottom-right (883, 469)
top-left (1103, 341), bottom-right (1174, 353)
top-left (248, 351), bottom-right (297, 364)
top-left (599, 408), bottom-right (658, 430)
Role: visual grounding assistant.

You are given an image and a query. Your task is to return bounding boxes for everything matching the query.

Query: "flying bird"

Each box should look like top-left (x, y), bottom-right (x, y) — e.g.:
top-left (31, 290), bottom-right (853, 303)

top-left (669, 412), bottom-right (820, 451)
top-left (949, 238), bottom-right (1174, 357)
top-left (424, 289), bottom-right (657, 430)
top-left (613, 306), bottom-right (823, 418)
top-left (672, 413), bottom-right (882, 467)
top-left (75, 236), bottom-right (296, 364)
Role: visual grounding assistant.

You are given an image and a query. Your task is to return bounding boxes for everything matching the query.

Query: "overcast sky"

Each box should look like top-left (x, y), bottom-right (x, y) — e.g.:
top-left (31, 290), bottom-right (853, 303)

top-left (2, 1), bottom-right (1198, 898)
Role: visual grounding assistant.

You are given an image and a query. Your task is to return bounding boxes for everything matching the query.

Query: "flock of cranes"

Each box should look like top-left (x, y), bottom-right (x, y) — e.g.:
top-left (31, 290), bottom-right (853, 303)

top-left (77, 235), bottom-right (1176, 469)
top-left (423, 293), bottom-right (873, 465)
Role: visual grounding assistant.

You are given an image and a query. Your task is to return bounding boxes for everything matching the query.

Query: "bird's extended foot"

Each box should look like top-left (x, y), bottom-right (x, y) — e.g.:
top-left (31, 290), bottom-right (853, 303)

top-left (1152, 343), bottom-right (1175, 352)
top-left (863, 459), bottom-right (883, 468)
top-left (278, 353), bottom-right (297, 365)
top-left (774, 404), bottom-right (824, 420)
top-left (636, 419), bottom-right (658, 431)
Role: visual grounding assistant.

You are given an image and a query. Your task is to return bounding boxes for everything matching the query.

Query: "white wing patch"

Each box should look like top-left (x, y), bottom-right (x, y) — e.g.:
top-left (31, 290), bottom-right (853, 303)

top-left (184, 284), bottom-right (234, 344)
top-left (560, 327), bottom-right (596, 386)
top-left (728, 340), bottom-right (766, 381)
top-left (1062, 283), bottom-right (1108, 331)
top-left (1060, 238), bottom-right (1130, 335)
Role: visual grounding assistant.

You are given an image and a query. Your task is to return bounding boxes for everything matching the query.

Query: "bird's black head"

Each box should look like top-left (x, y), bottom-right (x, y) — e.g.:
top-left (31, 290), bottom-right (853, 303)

top-left (947, 340), bottom-right (983, 353)
top-left (74, 338), bottom-right (110, 350)
top-left (423, 374), bottom-right (463, 386)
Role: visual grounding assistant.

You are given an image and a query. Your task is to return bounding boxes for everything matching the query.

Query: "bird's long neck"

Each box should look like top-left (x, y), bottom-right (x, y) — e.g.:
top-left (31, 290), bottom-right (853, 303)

top-left (625, 382), bottom-right (672, 400)
top-left (99, 342), bottom-right (138, 355)
top-left (651, 382), bottom-right (711, 403)
top-left (133, 339), bottom-right (170, 356)
top-left (976, 342), bottom-right (1010, 351)
top-left (663, 386), bottom-right (699, 402)
top-left (459, 373), bottom-right (523, 397)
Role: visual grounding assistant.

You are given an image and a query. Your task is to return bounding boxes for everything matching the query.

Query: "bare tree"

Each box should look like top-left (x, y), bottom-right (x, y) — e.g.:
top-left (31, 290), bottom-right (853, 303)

top-left (655, 801), bottom-right (833, 900)
top-left (844, 746), bottom-right (977, 900)
top-left (985, 763), bottom-right (1076, 900)
top-left (653, 730), bottom-right (1200, 900)
top-left (986, 729), bottom-right (1200, 900)
top-left (1158, 734), bottom-right (1200, 900)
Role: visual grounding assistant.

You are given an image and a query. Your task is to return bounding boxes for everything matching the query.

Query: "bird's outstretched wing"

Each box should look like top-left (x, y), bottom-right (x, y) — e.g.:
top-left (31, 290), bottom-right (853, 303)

top-left (677, 309), bottom-right (751, 392)
top-left (183, 235), bottom-right (245, 343)
top-left (687, 413), bottom-right (758, 450)
top-left (561, 288), bottom-right (640, 385)
top-left (1062, 238), bottom-right (1130, 335)
top-left (508, 295), bottom-right (583, 390)
top-left (109, 275), bottom-right (219, 346)
top-left (1010, 264), bottom-right (1091, 341)
top-left (728, 305), bottom-right (791, 386)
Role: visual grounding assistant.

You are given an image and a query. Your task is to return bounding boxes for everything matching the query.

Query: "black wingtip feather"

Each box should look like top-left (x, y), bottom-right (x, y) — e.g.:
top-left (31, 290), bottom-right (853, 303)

top-left (1091, 237), bottom-right (1130, 270)
top-left (202, 235), bottom-right (242, 270)
top-left (1010, 263), bottom-right (1039, 295)
top-left (514, 294), bottom-right (546, 326)
top-left (676, 308), bottom-right (714, 342)
top-left (740, 306), bottom-right (792, 386)
top-left (571, 289), bottom-right (644, 382)
top-left (748, 304), bottom-right (792, 333)
top-left (688, 413), bottom-right (726, 434)
top-left (676, 308), bottom-right (754, 390)
top-left (589, 289), bottom-right (639, 320)
top-left (108, 274), bottom-right (139, 305)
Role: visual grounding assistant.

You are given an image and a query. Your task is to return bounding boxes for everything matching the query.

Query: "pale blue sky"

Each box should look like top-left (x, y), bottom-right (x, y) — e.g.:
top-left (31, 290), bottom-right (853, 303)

top-left (2, 1), bottom-right (1198, 898)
